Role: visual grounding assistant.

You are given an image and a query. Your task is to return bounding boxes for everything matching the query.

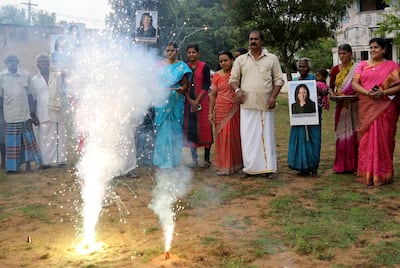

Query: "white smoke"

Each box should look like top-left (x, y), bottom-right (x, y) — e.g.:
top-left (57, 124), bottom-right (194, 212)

top-left (69, 33), bottom-right (159, 245)
top-left (149, 167), bottom-right (192, 252)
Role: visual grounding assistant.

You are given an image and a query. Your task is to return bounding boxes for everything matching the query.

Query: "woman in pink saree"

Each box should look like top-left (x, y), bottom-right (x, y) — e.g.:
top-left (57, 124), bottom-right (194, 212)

top-left (208, 51), bottom-right (242, 175)
top-left (352, 38), bottom-right (400, 186)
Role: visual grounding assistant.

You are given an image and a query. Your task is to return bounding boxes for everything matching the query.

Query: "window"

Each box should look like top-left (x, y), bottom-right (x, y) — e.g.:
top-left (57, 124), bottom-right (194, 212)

top-left (361, 51), bottom-right (369, 60)
top-left (359, 0), bottom-right (388, 12)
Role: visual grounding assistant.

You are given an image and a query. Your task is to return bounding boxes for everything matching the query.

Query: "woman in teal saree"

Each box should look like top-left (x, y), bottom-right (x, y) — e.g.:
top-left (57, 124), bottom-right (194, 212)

top-left (153, 42), bottom-right (192, 168)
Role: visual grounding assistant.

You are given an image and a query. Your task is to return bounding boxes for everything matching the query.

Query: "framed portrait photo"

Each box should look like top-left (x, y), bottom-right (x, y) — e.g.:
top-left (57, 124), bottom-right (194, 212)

top-left (63, 23), bottom-right (85, 48)
top-left (135, 10), bottom-right (158, 43)
top-left (288, 80), bottom-right (319, 126)
top-left (49, 34), bottom-right (75, 68)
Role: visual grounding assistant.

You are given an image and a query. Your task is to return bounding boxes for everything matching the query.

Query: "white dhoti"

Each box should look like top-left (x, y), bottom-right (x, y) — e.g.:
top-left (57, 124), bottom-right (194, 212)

top-left (114, 129), bottom-right (137, 177)
top-left (37, 121), bottom-right (67, 166)
top-left (240, 109), bottom-right (277, 174)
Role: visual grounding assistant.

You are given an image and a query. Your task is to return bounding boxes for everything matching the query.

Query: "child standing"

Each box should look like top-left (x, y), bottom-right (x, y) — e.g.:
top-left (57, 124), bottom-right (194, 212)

top-left (315, 68), bottom-right (329, 110)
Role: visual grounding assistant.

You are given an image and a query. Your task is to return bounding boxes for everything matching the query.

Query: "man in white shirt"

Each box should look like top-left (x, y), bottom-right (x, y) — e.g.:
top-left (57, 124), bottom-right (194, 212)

top-left (32, 53), bottom-right (67, 168)
top-left (229, 30), bottom-right (284, 179)
top-left (0, 54), bottom-right (42, 172)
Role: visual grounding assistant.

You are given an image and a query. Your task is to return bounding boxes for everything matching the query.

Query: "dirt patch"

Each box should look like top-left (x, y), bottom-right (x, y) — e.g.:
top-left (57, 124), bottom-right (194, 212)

top-left (0, 161), bottom-right (385, 268)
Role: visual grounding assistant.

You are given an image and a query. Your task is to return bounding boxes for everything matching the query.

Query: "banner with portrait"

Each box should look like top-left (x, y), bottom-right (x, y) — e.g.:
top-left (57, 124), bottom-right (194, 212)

top-left (135, 10), bottom-right (158, 43)
top-left (63, 23), bottom-right (85, 48)
top-left (288, 80), bottom-right (319, 126)
top-left (49, 34), bottom-right (76, 68)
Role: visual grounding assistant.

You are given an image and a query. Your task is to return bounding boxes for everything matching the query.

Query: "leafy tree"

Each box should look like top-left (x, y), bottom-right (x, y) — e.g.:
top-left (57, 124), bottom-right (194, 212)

top-left (31, 10), bottom-right (57, 26)
top-left (107, 0), bottom-right (234, 69)
top-left (222, 0), bottom-right (351, 80)
top-left (0, 5), bottom-right (56, 26)
top-left (0, 5), bottom-right (29, 25)
top-left (157, 0), bottom-right (236, 68)
top-left (296, 38), bottom-right (337, 72)
top-left (377, 1), bottom-right (400, 45)
top-left (106, 0), bottom-right (138, 38)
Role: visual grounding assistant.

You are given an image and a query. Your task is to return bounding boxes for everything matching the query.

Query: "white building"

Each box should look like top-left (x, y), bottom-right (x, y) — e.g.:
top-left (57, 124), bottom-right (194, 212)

top-left (333, 0), bottom-right (399, 65)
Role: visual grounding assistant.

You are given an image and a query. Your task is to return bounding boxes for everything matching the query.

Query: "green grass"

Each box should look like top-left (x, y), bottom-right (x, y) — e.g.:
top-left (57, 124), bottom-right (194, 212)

top-left (18, 204), bottom-right (50, 223)
top-left (267, 177), bottom-right (400, 265)
top-left (220, 257), bottom-right (247, 268)
top-left (140, 247), bottom-right (163, 263)
top-left (143, 226), bottom-right (159, 235)
top-left (364, 241), bottom-right (400, 267)
top-left (200, 236), bottom-right (218, 245)
top-left (247, 229), bottom-right (284, 257)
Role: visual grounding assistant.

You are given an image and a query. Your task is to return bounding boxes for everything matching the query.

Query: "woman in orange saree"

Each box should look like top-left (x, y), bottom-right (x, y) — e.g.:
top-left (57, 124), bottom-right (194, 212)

top-left (208, 51), bottom-right (242, 175)
top-left (352, 38), bottom-right (400, 186)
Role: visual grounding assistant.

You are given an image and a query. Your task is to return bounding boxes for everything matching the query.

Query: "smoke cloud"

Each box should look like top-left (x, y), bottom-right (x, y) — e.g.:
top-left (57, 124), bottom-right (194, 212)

top-left (149, 167), bottom-right (192, 252)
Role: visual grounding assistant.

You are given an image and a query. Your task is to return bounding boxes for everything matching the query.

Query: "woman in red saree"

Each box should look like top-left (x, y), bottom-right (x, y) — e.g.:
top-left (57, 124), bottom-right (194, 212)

top-left (184, 44), bottom-right (213, 168)
top-left (352, 38), bottom-right (400, 186)
top-left (208, 51), bottom-right (242, 175)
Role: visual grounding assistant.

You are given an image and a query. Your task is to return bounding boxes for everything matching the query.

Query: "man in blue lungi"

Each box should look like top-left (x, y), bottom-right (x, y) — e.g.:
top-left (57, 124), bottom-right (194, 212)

top-left (0, 54), bottom-right (42, 173)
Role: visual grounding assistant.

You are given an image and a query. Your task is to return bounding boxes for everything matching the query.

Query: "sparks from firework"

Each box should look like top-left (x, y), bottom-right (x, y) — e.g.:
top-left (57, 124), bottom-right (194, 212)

top-left (149, 167), bottom-right (192, 255)
top-left (68, 33), bottom-right (158, 253)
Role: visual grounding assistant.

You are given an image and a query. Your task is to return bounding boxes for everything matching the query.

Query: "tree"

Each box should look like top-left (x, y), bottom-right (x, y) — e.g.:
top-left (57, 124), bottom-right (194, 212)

top-left (157, 0), bottom-right (234, 68)
top-left (296, 38), bottom-right (337, 71)
top-left (0, 5), bottom-right (57, 26)
top-left (0, 5), bottom-right (28, 25)
top-left (31, 10), bottom-right (57, 26)
top-left (377, 1), bottom-right (400, 46)
top-left (222, 0), bottom-right (351, 80)
top-left (106, 0), bottom-right (138, 38)
top-left (107, 0), bottom-right (234, 69)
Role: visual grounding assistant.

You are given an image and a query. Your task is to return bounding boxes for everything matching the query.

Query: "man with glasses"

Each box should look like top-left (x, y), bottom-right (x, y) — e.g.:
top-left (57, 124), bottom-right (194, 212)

top-left (229, 30), bottom-right (284, 179)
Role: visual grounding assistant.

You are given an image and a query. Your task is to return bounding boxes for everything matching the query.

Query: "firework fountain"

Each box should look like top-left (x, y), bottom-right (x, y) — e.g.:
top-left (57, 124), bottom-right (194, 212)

top-left (69, 35), bottom-right (157, 253)
top-left (68, 32), bottom-right (193, 256)
top-left (149, 167), bottom-right (192, 258)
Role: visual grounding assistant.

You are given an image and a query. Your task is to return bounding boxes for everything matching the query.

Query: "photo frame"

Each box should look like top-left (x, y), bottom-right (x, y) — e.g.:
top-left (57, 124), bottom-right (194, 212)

top-left (49, 34), bottom-right (75, 68)
top-left (135, 10), bottom-right (158, 43)
top-left (288, 80), bottom-right (319, 126)
top-left (63, 23), bottom-right (85, 48)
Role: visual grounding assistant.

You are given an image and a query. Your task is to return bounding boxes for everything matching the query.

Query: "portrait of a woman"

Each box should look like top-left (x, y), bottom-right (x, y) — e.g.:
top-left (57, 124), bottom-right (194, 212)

top-left (136, 12), bottom-right (157, 38)
top-left (291, 83), bottom-right (316, 114)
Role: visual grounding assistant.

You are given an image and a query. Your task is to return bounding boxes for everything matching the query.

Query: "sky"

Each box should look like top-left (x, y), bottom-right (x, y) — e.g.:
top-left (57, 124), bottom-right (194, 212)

top-left (0, 0), bottom-right (111, 29)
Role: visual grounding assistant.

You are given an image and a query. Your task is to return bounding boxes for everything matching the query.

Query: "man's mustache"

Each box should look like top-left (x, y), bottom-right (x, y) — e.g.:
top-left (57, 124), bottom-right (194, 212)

top-left (250, 42), bottom-right (257, 46)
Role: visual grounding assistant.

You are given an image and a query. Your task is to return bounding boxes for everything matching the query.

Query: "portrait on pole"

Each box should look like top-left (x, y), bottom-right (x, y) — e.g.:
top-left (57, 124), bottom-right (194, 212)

top-left (64, 23), bottom-right (85, 48)
top-left (135, 10), bottom-right (158, 43)
top-left (50, 34), bottom-right (75, 68)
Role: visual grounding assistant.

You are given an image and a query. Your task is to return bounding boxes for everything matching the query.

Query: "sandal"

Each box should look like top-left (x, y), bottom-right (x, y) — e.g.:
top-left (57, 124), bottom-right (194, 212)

top-left (239, 172), bottom-right (250, 179)
top-left (124, 171), bottom-right (139, 179)
top-left (202, 161), bottom-right (211, 168)
top-left (186, 162), bottom-right (198, 168)
top-left (296, 171), bottom-right (310, 176)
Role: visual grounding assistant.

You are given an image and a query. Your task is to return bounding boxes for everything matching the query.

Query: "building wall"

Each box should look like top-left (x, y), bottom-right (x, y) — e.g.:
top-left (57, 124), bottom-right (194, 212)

top-left (0, 24), bottom-right (64, 74)
top-left (333, 1), bottom-right (399, 65)
top-left (0, 24), bottom-right (97, 75)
